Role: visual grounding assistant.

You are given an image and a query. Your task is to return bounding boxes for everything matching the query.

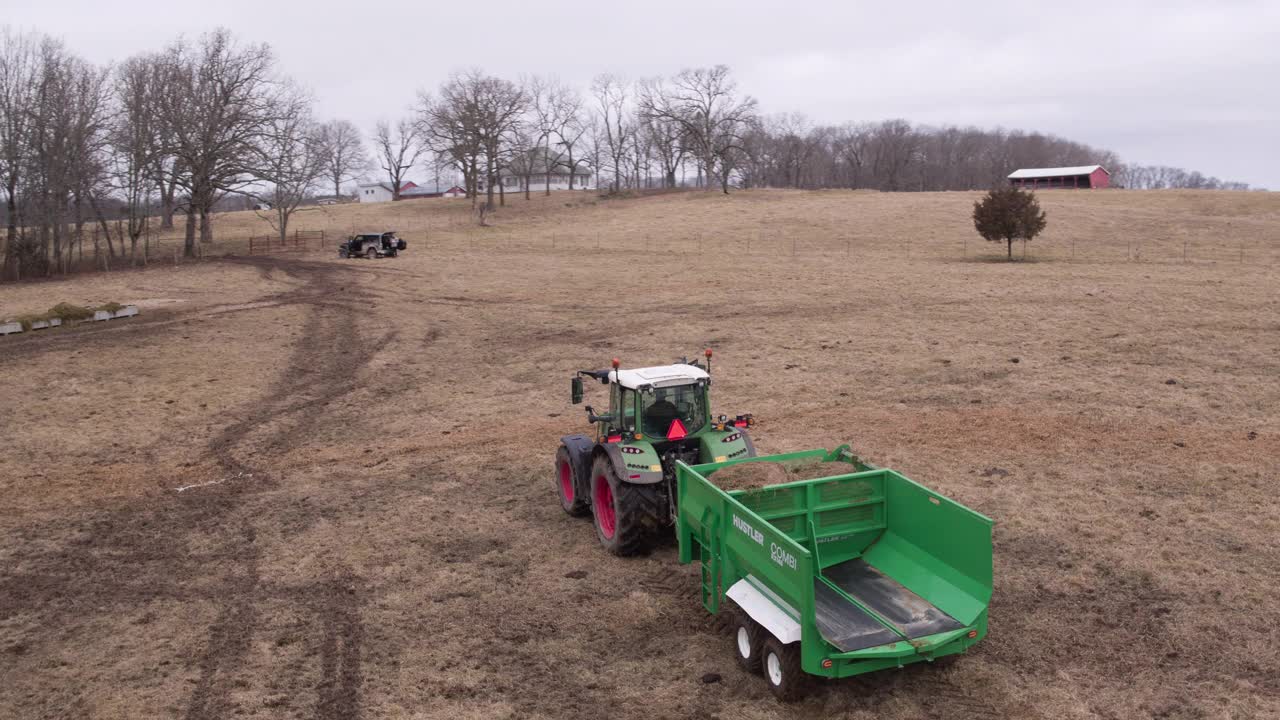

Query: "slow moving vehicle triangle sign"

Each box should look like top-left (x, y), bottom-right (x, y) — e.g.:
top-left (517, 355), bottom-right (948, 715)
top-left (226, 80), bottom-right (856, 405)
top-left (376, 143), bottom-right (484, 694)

top-left (666, 418), bottom-right (688, 440)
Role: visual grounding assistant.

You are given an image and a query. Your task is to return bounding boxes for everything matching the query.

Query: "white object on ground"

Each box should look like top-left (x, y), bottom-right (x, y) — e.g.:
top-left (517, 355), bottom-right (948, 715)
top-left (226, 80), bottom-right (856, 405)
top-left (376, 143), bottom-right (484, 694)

top-left (93, 310), bottom-right (111, 321)
top-left (0, 321), bottom-right (22, 335)
top-left (174, 471), bottom-right (252, 493)
top-left (113, 306), bottom-right (139, 318)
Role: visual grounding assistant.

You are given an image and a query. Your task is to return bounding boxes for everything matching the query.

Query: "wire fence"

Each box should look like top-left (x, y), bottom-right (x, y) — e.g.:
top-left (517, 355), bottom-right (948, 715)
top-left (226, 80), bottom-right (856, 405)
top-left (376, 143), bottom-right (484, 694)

top-left (388, 230), bottom-right (1280, 267)
top-left (0, 228), bottom-right (333, 281)
top-left (3, 211), bottom-right (1277, 283)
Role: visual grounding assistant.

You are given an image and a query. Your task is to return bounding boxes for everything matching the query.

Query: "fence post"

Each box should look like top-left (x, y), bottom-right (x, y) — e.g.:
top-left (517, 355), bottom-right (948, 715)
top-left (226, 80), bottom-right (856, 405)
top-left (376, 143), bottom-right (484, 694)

top-left (1183, 239), bottom-right (1188, 263)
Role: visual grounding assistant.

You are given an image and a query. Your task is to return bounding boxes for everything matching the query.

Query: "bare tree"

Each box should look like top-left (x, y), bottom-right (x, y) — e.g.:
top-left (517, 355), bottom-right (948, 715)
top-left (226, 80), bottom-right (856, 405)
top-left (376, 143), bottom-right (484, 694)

top-left (153, 29), bottom-right (287, 256)
top-left (27, 37), bottom-right (111, 273)
top-left (421, 70), bottom-right (526, 213)
top-left (639, 65), bottom-right (757, 194)
top-left (591, 74), bottom-right (634, 193)
top-left (372, 117), bottom-right (422, 200)
top-left (0, 29), bottom-right (37, 278)
top-left (638, 79), bottom-right (687, 188)
top-left (256, 91), bottom-right (325, 244)
top-left (551, 90), bottom-right (590, 189)
top-left (529, 76), bottom-right (583, 195)
top-left (107, 54), bottom-right (163, 262)
top-left (315, 119), bottom-right (368, 199)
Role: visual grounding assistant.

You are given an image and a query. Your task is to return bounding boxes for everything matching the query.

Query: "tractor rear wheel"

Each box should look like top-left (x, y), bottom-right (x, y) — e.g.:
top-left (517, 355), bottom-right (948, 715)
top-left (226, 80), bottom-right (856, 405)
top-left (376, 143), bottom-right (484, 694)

top-left (555, 445), bottom-right (590, 517)
top-left (762, 637), bottom-right (807, 702)
top-left (589, 455), bottom-right (656, 556)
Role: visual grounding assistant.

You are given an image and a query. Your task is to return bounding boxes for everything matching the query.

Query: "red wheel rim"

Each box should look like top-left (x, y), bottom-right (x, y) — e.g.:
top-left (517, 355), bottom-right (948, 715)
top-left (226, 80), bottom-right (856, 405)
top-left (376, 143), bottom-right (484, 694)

top-left (558, 460), bottom-right (574, 503)
top-left (594, 474), bottom-right (615, 539)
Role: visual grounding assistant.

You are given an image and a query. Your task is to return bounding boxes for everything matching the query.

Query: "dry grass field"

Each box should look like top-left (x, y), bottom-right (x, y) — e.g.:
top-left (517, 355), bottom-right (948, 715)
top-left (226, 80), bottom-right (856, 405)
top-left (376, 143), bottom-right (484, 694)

top-left (1, 189), bottom-right (1278, 720)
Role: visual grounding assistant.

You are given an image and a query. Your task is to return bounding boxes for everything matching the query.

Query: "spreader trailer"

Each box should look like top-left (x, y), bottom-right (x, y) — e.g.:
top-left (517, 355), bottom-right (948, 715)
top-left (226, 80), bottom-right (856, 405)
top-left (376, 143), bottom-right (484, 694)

top-left (676, 447), bottom-right (994, 700)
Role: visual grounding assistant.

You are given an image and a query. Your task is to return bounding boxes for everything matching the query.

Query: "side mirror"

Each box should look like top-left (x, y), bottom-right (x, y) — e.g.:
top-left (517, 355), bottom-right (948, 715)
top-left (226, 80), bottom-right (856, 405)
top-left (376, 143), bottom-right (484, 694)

top-left (571, 376), bottom-right (584, 404)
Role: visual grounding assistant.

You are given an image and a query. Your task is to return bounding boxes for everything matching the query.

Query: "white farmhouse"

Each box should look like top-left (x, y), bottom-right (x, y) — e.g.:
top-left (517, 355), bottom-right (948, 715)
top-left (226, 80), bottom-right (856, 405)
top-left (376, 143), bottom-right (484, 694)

top-left (499, 148), bottom-right (593, 193)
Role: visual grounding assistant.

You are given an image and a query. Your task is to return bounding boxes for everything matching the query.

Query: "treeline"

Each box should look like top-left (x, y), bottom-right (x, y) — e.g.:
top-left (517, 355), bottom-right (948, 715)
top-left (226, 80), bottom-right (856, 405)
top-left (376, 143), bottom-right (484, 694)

top-left (740, 117), bottom-right (1121, 191)
top-left (0, 27), bottom-right (1261, 280)
top-left (740, 118), bottom-right (1257, 192)
top-left (0, 28), bottom-right (369, 278)
top-left (1115, 165), bottom-right (1252, 191)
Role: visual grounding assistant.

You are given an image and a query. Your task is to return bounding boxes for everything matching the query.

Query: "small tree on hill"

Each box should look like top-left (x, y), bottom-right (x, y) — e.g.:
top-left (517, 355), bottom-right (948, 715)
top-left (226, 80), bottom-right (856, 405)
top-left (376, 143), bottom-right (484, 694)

top-left (972, 186), bottom-right (1047, 260)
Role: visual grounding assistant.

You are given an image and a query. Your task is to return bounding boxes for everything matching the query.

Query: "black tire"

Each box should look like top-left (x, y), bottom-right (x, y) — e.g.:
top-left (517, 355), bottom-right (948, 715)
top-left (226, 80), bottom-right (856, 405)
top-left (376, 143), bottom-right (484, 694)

top-left (589, 455), bottom-right (657, 556)
top-left (762, 636), bottom-right (807, 702)
top-left (555, 445), bottom-right (590, 517)
top-left (731, 608), bottom-right (766, 674)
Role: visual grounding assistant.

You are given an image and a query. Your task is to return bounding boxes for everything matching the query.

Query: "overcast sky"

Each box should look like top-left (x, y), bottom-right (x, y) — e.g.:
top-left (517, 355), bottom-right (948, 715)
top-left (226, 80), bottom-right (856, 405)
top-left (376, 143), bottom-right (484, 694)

top-left (5, 0), bottom-right (1278, 188)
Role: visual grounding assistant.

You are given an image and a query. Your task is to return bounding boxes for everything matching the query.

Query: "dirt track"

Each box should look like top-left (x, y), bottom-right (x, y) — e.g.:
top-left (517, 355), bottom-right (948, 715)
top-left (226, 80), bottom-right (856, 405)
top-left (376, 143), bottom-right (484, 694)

top-left (2, 190), bottom-right (1279, 719)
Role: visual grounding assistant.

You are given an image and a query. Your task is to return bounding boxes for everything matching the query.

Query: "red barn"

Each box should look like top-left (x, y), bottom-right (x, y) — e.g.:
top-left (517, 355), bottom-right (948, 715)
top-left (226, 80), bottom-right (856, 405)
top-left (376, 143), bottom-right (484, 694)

top-left (1007, 165), bottom-right (1111, 189)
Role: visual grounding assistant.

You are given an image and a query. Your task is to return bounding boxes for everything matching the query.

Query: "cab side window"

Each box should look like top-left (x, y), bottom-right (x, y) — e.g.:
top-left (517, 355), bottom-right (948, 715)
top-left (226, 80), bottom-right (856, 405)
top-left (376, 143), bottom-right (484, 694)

top-left (618, 388), bottom-right (637, 431)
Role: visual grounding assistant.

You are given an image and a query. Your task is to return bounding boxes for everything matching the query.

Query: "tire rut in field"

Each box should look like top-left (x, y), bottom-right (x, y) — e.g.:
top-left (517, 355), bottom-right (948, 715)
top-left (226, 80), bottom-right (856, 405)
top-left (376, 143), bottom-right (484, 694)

top-left (183, 256), bottom-right (388, 720)
top-left (204, 261), bottom-right (395, 475)
top-left (0, 256), bottom-right (385, 719)
top-left (312, 568), bottom-right (365, 720)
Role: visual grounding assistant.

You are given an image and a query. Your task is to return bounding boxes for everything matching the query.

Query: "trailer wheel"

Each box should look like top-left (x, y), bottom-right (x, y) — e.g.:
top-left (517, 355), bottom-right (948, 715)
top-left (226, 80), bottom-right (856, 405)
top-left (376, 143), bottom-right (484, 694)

top-left (731, 609), bottom-right (766, 674)
top-left (762, 637), bottom-right (807, 702)
top-left (555, 445), bottom-right (590, 517)
top-left (589, 455), bottom-right (652, 556)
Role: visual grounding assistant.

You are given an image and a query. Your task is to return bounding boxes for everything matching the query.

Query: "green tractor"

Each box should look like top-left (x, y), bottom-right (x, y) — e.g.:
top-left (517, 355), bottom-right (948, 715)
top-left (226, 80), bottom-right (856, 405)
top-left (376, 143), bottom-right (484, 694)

top-left (555, 350), bottom-right (757, 555)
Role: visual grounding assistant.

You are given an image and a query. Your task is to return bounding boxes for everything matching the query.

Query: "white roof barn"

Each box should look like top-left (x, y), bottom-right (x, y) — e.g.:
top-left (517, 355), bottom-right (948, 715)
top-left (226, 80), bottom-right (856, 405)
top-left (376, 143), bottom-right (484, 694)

top-left (1007, 165), bottom-right (1111, 189)
top-left (1008, 165), bottom-right (1107, 179)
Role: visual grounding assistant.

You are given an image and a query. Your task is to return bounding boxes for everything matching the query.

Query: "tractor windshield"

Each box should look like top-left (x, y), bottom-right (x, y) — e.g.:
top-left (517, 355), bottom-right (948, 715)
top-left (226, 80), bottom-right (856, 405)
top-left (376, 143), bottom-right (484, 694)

top-left (639, 383), bottom-right (708, 438)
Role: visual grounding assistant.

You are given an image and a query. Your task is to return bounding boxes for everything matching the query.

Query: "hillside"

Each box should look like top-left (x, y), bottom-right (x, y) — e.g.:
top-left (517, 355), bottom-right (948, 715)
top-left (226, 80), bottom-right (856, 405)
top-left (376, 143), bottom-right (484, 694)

top-left (0, 188), bottom-right (1278, 719)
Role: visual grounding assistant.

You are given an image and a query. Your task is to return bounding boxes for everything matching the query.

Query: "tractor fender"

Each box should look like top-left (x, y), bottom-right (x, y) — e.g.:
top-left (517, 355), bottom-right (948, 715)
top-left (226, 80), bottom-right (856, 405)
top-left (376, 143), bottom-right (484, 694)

top-left (596, 442), bottom-right (664, 485)
top-left (559, 434), bottom-right (594, 492)
top-left (700, 427), bottom-right (759, 462)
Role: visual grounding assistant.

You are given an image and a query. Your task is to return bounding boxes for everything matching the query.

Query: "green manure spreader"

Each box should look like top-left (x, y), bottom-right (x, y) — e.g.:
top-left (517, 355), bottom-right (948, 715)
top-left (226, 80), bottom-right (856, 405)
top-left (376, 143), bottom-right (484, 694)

top-left (676, 448), bottom-right (994, 700)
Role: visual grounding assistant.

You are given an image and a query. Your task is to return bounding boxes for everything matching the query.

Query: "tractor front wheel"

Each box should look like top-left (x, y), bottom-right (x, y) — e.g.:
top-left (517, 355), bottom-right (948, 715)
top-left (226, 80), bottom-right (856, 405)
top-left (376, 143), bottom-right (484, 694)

top-left (555, 445), bottom-right (590, 517)
top-left (589, 455), bottom-right (655, 556)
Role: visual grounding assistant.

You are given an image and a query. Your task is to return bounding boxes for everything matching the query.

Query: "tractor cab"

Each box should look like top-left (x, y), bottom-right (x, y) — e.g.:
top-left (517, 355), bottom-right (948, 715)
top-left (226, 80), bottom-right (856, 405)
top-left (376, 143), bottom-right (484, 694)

top-left (558, 351), bottom-right (757, 555)
top-left (608, 364), bottom-right (710, 440)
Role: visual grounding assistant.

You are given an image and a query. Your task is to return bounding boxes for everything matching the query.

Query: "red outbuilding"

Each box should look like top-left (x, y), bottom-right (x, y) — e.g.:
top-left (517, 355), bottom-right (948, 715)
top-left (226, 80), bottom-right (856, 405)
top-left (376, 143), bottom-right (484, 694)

top-left (1007, 165), bottom-right (1111, 189)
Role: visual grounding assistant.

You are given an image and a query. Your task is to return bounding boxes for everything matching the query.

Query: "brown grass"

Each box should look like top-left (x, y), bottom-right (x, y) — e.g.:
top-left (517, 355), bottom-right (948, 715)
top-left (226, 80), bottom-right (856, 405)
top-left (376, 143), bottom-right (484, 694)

top-left (0, 189), bottom-right (1278, 720)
